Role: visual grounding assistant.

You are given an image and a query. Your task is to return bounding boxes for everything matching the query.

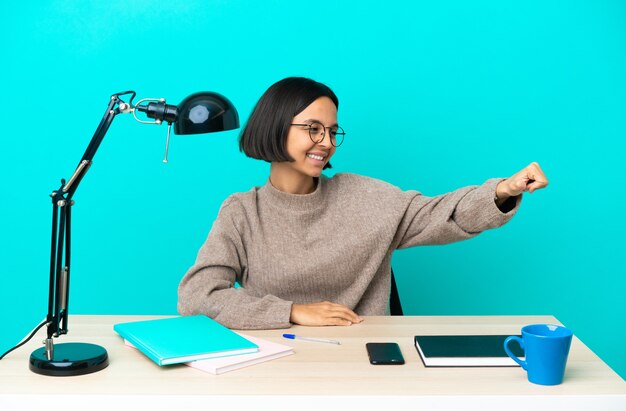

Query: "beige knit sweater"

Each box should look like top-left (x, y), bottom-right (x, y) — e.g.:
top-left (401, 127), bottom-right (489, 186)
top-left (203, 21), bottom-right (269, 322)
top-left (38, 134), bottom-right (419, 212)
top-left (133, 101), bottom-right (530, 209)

top-left (177, 173), bottom-right (520, 329)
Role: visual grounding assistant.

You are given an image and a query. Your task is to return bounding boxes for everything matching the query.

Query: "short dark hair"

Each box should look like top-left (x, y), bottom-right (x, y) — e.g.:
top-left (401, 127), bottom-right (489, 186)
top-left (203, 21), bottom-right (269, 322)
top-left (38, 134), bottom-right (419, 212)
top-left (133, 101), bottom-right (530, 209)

top-left (239, 77), bottom-right (339, 170)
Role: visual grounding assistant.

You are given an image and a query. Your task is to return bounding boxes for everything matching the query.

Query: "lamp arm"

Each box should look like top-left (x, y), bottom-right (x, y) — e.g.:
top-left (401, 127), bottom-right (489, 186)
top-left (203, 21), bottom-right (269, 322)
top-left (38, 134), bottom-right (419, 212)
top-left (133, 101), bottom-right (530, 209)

top-left (45, 91), bottom-right (135, 347)
top-left (64, 91), bottom-right (135, 198)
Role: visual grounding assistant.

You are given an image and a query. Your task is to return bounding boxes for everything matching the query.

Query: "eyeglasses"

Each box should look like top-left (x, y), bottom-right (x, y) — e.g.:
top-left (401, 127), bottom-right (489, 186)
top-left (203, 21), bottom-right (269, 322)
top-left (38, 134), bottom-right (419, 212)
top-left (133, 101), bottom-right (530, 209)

top-left (290, 121), bottom-right (346, 147)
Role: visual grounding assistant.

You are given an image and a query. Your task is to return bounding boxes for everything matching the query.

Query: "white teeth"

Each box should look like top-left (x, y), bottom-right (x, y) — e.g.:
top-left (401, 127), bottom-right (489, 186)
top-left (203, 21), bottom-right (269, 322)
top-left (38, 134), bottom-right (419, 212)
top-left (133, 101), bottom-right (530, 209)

top-left (307, 154), bottom-right (325, 161)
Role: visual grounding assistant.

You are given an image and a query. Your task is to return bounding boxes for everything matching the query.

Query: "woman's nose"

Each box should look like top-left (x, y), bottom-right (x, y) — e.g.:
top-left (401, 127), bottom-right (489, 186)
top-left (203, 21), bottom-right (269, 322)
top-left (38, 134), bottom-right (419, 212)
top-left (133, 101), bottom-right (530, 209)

top-left (316, 131), bottom-right (332, 148)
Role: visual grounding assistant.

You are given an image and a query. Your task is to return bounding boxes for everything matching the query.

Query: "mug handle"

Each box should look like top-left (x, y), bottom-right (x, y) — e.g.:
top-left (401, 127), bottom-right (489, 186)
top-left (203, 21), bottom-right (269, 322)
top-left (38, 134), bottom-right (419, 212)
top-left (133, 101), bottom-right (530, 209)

top-left (504, 336), bottom-right (527, 370)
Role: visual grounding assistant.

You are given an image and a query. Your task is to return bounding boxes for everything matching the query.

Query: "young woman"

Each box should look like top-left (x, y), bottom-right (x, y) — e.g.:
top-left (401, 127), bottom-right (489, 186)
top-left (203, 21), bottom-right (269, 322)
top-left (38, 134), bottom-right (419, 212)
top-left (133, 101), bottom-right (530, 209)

top-left (177, 77), bottom-right (548, 329)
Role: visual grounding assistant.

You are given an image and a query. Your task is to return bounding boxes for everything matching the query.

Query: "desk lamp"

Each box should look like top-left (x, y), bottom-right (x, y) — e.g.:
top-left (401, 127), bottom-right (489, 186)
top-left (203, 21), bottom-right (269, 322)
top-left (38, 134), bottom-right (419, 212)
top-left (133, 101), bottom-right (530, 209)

top-left (27, 90), bottom-right (239, 376)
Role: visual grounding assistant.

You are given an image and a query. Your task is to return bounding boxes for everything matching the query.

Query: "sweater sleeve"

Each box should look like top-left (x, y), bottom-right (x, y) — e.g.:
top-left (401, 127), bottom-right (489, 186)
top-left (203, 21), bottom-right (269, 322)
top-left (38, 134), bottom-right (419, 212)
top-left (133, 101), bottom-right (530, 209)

top-left (394, 178), bottom-right (521, 249)
top-left (177, 198), bottom-right (293, 330)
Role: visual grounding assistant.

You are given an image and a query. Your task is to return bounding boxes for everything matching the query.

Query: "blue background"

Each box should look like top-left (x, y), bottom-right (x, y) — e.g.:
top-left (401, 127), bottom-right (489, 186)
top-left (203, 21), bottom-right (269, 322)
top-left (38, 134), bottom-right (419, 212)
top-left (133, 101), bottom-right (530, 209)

top-left (2, 1), bottom-right (624, 379)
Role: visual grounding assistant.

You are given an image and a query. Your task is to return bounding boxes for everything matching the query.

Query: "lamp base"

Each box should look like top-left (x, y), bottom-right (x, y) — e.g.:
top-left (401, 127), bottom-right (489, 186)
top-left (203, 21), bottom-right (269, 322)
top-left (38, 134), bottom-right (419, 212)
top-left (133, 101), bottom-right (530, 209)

top-left (29, 342), bottom-right (109, 376)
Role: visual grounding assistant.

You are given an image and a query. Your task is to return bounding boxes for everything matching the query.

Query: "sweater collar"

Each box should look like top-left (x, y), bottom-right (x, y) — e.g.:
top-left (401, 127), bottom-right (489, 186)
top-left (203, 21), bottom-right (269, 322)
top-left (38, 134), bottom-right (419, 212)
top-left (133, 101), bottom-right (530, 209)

top-left (260, 175), bottom-right (326, 211)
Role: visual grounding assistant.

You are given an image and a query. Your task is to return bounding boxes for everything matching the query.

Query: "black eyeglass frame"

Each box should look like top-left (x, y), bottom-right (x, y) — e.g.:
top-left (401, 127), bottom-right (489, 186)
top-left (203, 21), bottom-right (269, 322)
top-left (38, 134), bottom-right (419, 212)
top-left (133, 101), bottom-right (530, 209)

top-left (290, 122), bottom-right (346, 147)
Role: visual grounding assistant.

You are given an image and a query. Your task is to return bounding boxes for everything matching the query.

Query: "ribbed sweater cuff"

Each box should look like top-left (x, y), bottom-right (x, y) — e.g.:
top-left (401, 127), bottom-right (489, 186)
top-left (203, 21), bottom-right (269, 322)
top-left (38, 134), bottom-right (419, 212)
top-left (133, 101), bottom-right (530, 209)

top-left (479, 178), bottom-right (522, 228)
top-left (233, 298), bottom-right (294, 330)
top-left (454, 178), bottom-right (521, 234)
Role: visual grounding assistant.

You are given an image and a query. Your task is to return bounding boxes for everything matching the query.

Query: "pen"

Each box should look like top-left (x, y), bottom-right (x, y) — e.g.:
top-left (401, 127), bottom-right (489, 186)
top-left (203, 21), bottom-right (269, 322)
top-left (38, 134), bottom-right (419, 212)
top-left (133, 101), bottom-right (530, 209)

top-left (282, 333), bottom-right (341, 345)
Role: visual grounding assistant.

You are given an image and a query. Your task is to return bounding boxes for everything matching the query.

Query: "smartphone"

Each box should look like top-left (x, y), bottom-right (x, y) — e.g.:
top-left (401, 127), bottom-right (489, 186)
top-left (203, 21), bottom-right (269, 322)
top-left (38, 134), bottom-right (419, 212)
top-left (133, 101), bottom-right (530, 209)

top-left (366, 342), bottom-right (405, 365)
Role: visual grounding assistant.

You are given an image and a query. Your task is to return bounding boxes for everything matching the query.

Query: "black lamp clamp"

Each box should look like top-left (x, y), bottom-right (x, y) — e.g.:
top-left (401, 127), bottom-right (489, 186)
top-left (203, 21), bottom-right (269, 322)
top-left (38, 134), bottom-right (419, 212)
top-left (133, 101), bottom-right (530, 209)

top-left (28, 90), bottom-right (238, 376)
top-left (132, 95), bottom-right (177, 162)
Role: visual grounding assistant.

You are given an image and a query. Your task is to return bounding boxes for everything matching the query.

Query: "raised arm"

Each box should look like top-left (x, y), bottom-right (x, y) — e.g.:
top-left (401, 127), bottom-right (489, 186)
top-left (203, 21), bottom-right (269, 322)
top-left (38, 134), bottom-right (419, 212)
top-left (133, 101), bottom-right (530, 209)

top-left (395, 162), bottom-right (548, 249)
top-left (393, 178), bottom-right (514, 249)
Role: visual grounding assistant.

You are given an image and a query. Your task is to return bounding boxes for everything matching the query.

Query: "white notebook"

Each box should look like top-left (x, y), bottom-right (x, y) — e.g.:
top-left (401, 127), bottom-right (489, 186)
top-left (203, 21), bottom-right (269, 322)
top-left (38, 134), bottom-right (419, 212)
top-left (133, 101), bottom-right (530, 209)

top-left (125, 332), bottom-right (293, 375)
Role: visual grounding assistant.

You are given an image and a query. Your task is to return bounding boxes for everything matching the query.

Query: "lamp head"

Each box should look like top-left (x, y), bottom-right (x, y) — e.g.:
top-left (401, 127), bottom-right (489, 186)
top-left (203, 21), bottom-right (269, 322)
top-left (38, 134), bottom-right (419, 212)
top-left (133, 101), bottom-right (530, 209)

top-left (174, 92), bottom-right (239, 135)
top-left (134, 92), bottom-right (239, 134)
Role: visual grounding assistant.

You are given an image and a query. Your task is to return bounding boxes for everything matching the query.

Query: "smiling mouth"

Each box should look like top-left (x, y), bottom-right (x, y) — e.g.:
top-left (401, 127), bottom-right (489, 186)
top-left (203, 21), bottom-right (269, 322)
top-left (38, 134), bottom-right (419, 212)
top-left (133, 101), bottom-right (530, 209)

top-left (306, 153), bottom-right (325, 161)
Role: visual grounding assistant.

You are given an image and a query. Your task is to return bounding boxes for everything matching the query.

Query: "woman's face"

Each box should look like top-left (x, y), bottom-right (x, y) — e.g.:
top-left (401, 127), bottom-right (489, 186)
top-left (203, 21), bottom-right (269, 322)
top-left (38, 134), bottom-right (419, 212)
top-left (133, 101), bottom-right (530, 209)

top-left (283, 96), bottom-right (338, 178)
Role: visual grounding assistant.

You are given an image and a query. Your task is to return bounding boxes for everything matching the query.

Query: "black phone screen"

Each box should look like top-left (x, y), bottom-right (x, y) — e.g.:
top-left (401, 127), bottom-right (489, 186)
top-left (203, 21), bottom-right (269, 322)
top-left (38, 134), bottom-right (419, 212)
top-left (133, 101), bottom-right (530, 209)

top-left (366, 342), bottom-right (405, 365)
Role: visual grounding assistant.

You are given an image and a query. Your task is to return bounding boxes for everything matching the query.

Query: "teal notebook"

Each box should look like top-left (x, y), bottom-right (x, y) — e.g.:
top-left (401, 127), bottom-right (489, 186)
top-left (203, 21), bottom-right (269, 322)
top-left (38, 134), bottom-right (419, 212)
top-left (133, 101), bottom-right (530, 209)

top-left (113, 315), bottom-right (259, 366)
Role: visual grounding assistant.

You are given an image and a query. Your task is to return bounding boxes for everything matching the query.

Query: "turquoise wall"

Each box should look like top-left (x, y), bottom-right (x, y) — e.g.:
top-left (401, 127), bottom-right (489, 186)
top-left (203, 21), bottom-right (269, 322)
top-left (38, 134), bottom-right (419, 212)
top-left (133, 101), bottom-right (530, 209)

top-left (2, 1), bottom-right (624, 379)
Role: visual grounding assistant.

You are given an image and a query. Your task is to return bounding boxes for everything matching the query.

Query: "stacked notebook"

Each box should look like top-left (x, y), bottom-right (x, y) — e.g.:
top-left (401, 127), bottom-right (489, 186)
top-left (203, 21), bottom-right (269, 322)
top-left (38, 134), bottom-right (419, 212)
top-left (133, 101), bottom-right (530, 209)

top-left (124, 334), bottom-right (294, 374)
top-left (114, 315), bottom-right (293, 373)
top-left (414, 334), bottom-right (524, 367)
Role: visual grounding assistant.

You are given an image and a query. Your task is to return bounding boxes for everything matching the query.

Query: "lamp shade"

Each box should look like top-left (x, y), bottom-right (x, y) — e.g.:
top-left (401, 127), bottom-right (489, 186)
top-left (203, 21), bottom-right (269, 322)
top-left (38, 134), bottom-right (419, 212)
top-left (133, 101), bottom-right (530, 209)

top-left (174, 92), bottom-right (239, 135)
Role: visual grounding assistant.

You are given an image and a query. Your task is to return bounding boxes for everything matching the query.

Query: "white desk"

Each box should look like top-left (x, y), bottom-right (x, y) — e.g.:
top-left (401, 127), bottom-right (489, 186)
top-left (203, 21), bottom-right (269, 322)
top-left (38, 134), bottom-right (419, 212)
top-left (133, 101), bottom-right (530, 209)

top-left (1, 315), bottom-right (624, 410)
